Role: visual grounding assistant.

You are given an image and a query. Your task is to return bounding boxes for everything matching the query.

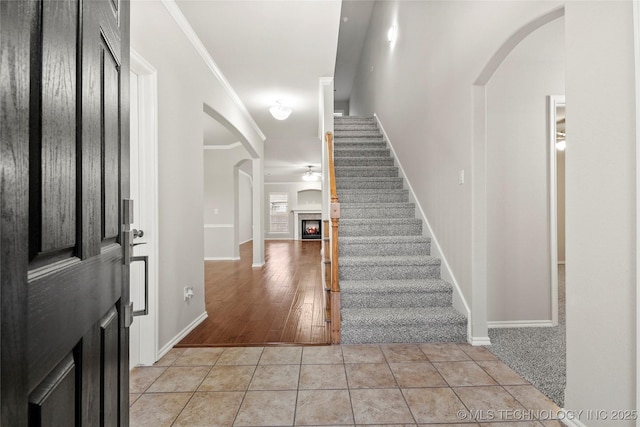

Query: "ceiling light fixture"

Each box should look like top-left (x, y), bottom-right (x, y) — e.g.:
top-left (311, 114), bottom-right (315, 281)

top-left (302, 166), bottom-right (320, 182)
top-left (387, 24), bottom-right (398, 44)
top-left (269, 100), bottom-right (292, 120)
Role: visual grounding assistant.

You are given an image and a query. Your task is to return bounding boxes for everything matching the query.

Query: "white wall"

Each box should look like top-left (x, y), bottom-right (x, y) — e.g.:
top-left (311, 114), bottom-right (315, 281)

top-left (351, 0), bottom-right (637, 411)
top-left (350, 0), bottom-right (563, 330)
top-left (486, 17), bottom-right (565, 323)
top-left (265, 182), bottom-right (322, 240)
top-left (130, 1), bottom-right (264, 352)
top-left (564, 1), bottom-right (636, 420)
top-left (238, 171), bottom-right (253, 244)
top-left (203, 146), bottom-right (251, 260)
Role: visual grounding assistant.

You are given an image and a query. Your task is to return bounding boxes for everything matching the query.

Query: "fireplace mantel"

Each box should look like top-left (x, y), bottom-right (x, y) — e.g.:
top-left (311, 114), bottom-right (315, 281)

top-left (292, 209), bottom-right (322, 240)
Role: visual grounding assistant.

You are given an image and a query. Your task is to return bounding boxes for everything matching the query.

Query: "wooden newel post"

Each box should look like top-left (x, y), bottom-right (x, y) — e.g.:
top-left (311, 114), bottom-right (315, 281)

top-left (326, 131), bottom-right (341, 344)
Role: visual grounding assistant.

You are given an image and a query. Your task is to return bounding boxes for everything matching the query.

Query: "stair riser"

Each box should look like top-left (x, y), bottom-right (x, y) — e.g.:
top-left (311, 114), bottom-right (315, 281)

top-left (341, 205), bottom-right (415, 219)
top-left (340, 264), bottom-right (440, 280)
top-left (336, 179), bottom-right (404, 190)
top-left (335, 167), bottom-right (398, 178)
top-left (341, 325), bottom-right (467, 344)
top-left (339, 241), bottom-right (430, 257)
top-left (341, 291), bottom-right (452, 309)
top-left (335, 149), bottom-right (390, 157)
top-left (335, 143), bottom-right (388, 151)
top-left (334, 158), bottom-right (395, 168)
top-left (339, 222), bottom-right (422, 236)
top-left (339, 192), bottom-right (409, 203)
top-left (335, 118), bottom-right (375, 124)
top-left (335, 136), bottom-right (385, 142)
top-left (334, 125), bottom-right (379, 132)
top-left (335, 130), bottom-right (381, 137)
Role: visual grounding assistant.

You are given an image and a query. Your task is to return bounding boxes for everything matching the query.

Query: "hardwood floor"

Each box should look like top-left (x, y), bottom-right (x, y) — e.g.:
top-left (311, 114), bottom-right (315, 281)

top-left (177, 240), bottom-right (328, 347)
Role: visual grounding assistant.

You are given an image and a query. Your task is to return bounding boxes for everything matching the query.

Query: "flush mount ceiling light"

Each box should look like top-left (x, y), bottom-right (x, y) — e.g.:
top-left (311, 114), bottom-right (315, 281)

top-left (302, 166), bottom-right (320, 182)
top-left (269, 100), bottom-right (292, 120)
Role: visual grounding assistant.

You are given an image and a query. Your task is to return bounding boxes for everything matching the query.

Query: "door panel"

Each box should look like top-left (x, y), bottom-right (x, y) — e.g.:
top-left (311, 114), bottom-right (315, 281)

top-left (28, 354), bottom-right (76, 426)
top-left (1, 0), bottom-right (130, 424)
top-left (102, 42), bottom-right (121, 242)
top-left (40, 0), bottom-right (78, 254)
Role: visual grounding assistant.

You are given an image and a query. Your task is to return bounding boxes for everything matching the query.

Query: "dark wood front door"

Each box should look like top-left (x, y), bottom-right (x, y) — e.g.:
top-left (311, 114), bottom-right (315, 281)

top-left (1, 0), bottom-right (131, 424)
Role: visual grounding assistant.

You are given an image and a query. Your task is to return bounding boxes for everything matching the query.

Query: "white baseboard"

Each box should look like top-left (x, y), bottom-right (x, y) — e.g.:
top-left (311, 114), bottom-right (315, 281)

top-left (557, 409), bottom-right (588, 427)
top-left (252, 262), bottom-right (265, 268)
top-left (157, 311), bottom-right (208, 360)
top-left (204, 257), bottom-right (240, 261)
top-left (488, 320), bottom-right (554, 328)
top-left (373, 113), bottom-right (473, 342)
top-left (469, 336), bottom-right (492, 346)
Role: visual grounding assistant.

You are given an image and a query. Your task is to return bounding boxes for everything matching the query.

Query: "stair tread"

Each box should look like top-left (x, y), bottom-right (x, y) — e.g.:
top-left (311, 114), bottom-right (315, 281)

top-left (341, 278), bottom-right (451, 293)
top-left (341, 306), bottom-right (466, 326)
top-left (340, 217), bottom-right (420, 223)
top-left (340, 255), bottom-right (440, 266)
top-left (336, 176), bottom-right (401, 180)
top-left (339, 235), bottom-right (429, 243)
top-left (339, 189), bottom-right (407, 194)
top-left (341, 202), bottom-right (415, 208)
top-left (335, 165), bottom-right (396, 169)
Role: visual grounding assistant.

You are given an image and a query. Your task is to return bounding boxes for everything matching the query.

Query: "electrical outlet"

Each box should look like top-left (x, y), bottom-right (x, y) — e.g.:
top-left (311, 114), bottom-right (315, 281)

top-left (184, 286), bottom-right (194, 301)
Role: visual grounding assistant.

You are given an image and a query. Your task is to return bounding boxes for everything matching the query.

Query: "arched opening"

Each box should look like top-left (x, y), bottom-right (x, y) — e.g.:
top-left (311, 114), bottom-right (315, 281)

top-left (471, 6), bottom-right (565, 343)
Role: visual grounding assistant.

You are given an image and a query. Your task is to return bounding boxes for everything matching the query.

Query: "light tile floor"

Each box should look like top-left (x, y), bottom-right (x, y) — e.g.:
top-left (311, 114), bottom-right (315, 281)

top-left (130, 343), bottom-right (563, 427)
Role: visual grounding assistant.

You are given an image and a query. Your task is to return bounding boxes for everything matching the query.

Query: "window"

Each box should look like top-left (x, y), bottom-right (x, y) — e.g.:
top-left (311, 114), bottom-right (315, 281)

top-left (269, 193), bottom-right (289, 233)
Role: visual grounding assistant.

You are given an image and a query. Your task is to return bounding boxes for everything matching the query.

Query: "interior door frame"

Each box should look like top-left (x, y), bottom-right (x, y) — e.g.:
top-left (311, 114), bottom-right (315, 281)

top-left (130, 49), bottom-right (159, 366)
top-left (548, 95), bottom-right (565, 328)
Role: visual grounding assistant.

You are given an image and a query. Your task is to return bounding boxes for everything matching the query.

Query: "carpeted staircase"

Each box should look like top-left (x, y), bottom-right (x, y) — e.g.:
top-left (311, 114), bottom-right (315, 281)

top-left (334, 116), bottom-right (467, 344)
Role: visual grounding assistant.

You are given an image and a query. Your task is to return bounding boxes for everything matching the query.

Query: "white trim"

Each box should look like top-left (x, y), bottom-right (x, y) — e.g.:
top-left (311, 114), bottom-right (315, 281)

top-left (203, 142), bottom-right (243, 150)
top-left (488, 320), bottom-right (555, 329)
top-left (548, 95), bottom-right (565, 328)
top-left (469, 7), bottom-right (566, 348)
top-left (239, 169), bottom-right (253, 185)
top-left (633, 1), bottom-right (640, 422)
top-left (157, 311), bottom-right (208, 360)
top-left (469, 336), bottom-right (492, 346)
top-left (252, 262), bottom-right (265, 268)
top-left (204, 224), bottom-right (234, 229)
top-left (240, 238), bottom-right (253, 245)
top-left (557, 409), bottom-right (588, 427)
top-left (373, 114), bottom-right (475, 344)
top-left (204, 257), bottom-right (240, 261)
top-left (160, 0), bottom-right (265, 142)
top-left (130, 49), bottom-right (159, 366)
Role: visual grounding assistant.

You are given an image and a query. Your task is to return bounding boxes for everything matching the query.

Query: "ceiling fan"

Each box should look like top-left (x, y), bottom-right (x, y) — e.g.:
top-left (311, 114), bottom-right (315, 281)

top-left (302, 165), bottom-right (322, 182)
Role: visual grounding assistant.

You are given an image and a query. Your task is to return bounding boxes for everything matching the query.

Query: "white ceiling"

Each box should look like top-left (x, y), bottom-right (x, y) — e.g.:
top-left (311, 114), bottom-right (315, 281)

top-left (176, 0), bottom-right (343, 182)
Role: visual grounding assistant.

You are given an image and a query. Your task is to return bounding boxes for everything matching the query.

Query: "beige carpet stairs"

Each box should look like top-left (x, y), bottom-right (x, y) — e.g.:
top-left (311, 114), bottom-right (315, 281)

top-left (334, 116), bottom-right (467, 343)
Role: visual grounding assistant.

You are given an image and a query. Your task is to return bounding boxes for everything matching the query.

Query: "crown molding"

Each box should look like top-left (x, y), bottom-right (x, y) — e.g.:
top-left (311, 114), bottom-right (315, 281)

top-left (161, 0), bottom-right (266, 142)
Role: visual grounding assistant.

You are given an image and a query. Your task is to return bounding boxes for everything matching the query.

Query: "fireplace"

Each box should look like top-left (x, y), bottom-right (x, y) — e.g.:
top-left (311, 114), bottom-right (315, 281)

top-left (301, 220), bottom-right (321, 240)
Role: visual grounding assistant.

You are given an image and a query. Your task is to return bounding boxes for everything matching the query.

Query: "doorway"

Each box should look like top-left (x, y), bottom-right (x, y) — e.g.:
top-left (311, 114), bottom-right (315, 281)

top-left (129, 50), bottom-right (159, 367)
top-left (549, 95), bottom-right (565, 326)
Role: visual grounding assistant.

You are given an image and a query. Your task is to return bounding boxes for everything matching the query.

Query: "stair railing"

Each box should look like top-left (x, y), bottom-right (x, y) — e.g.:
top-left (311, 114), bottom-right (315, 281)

top-left (326, 131), bottom-right (341, 344)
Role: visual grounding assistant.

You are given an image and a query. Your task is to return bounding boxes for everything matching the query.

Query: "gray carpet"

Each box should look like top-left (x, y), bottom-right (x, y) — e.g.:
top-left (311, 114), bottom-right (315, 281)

top-left (486, 265), bottom-right (566, 407)
top-left (334, 116), bottom-right (467, 343)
